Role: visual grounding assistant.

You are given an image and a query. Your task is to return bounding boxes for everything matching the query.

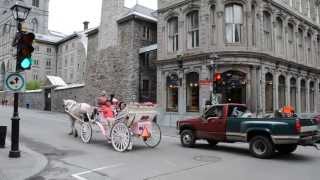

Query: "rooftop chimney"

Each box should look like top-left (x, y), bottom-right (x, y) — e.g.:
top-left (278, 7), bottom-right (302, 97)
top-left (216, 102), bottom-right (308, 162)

top-left (83, 21), bottom-right (89, 31)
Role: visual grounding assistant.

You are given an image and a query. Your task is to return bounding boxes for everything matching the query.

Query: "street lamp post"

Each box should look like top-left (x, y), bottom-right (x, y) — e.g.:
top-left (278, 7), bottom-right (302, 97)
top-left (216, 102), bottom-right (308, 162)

top-left (9, 1), bottom-right (31, 158)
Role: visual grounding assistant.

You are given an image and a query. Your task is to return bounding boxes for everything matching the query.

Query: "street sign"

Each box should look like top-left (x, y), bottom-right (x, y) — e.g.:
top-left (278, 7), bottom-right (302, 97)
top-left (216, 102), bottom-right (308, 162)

top-left (4, 72), bottom-right (26, 92)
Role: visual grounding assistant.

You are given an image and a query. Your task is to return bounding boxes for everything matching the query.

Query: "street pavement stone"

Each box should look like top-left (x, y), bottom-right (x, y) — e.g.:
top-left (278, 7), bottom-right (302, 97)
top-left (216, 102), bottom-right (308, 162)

top-left (0, 139), bottom-right (48, 180)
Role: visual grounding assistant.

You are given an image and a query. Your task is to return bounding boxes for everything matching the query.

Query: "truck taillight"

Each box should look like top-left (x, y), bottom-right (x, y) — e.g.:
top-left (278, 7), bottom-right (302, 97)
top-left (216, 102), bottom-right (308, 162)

top-left (295, 119), bottom-right (301, 133)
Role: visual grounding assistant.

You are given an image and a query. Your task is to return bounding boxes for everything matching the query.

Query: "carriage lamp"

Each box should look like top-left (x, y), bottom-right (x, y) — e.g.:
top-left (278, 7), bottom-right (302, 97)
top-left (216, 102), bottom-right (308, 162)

top-left (11, 1), bottom-right (31, 22)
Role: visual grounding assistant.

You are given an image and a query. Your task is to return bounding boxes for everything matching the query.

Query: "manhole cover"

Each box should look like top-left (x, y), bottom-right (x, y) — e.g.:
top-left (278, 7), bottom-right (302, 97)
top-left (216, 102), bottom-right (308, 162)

top-left (193, 155), bottom-right (222, 163)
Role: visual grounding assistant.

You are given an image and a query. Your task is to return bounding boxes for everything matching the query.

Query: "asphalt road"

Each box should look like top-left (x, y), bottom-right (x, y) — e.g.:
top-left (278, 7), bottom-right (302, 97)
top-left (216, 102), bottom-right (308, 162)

top-left (1, 106), bottom-right (320, 180)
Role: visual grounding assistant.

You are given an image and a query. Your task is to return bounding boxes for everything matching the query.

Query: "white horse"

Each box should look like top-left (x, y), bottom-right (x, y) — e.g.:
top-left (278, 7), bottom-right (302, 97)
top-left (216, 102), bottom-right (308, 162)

top-left (63, 99), bottom-right (95, 137)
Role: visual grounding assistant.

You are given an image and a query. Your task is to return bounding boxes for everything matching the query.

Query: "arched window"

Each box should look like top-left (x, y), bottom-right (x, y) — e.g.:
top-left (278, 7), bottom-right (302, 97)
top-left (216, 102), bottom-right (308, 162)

top-left (288, 23), bottom-right (294, 58)
top-left (265, 73), bottom-right (274, 113)
top-left (276, 17), bottom-right (283, 54)
top-left (186, 72), bottom-right (199, 112)
top-left (166, 73), bottom-right (179, 112)
top-left (167, 17), bottom-right (179, 52)
top-left (290, 78), bottom-right (297, 109)
top-left (263, 11), bottom-right (272, 50)
top-left (310, 81), bottom-right (315, 112)
top-left (301, 79), bottom-right (306, 113)
top-left (278, 75), bottom-right (286, 108)
top-left (31, 18), bottom-right (38, 33)
top-left (298, 28), bottom-right (304, 62)
top-left (187, 11), bottom-right (199, 49)
top-left (225, 4), bottom-right (243, 43)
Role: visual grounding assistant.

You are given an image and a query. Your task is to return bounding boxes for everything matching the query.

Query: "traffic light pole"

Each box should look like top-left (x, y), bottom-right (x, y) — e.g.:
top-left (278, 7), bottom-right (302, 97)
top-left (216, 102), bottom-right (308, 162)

top-left (9, 22), bottom-right (22, 158)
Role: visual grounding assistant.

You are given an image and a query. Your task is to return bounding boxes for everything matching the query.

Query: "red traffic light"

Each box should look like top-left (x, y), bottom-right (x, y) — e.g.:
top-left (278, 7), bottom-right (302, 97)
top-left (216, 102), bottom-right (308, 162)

top-left (214, 73), bottom-right (222, 81)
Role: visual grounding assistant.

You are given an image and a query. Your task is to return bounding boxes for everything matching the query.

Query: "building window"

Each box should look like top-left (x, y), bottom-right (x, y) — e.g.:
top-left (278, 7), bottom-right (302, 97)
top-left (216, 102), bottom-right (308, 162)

top-left (65, 45), bottom-right (68, 51)
top-left (298, 0), bottom-right (302, 12)
top-left (289, 0), bottom-right (293, 7)
top-left (168, 17), bottom-right (179, 52)
top-left (64, 57), bottom-right (68, 66)
top-left (35, 46), bottom-right (39, 51)
top-left (251, 3), bottom-right (256, 46)
top-left (263, 11), bottom-right (272, 51)
top-left (307, 0), bottom-right (311, 18)
top-left (143, 26), bottom-right (151, 40)
top-left (307, 33), bottom-right (312, 64)
top-left (32, 0), bottom-right (39, 7)
top-left (317, 36), bottom-right (320, 63)
top-left (288, 23), bottom-right (294, 58)
top-left (46, 59), bottom-right (51, 68)
top-left (142, 80), bottom-right (150, 100)
top-left (141, 53), bottom-right (150, 67)
top-left (225, 4), bottom-right (243, 43)
top-left (46, 48), bottom-right (51, 54)
top-left (315, 6), bottom-right (320, 24)
top-left (186, 72), bottom-right (199, 112)
top-left (278, 75), bottom-right (286, 108)
top-left (276, 17), bottom-right (283, 54)
top-left (290, 78), bottom-right (297, 109)
top-left (265, 73), bottom-right (273, 113)
top-left (301, 79), bottom-right (306, 113)
top-left (166, 74), bottom-right (179, 112)
top-left (298, 28), bottom-right (304, 62)
top-left (31, 18), bottom-right (38, 33)
top-left (310, 81), bottom-right (315, 112)
top-left (187, 11), bottom-right (199, 48)
top-left (211, 5), bottom-right (216, 45)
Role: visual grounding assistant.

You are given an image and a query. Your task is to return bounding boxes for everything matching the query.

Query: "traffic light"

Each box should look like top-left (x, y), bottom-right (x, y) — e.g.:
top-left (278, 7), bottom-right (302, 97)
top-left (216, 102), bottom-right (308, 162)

top-left (213, 72), bottom-right (223, 93)
top-left (17, 32), bottom-right (35, 71)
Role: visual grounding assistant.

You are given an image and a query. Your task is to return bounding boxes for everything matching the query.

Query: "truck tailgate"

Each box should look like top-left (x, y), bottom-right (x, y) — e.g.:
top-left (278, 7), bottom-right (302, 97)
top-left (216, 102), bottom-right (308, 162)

top-left (299, 118), bottom-right (319, 136)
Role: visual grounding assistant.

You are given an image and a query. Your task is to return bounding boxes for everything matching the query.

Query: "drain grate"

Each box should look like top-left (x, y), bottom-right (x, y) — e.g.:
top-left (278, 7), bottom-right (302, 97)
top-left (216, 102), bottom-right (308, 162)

top-left (193, 155), bottom-right (222, 163)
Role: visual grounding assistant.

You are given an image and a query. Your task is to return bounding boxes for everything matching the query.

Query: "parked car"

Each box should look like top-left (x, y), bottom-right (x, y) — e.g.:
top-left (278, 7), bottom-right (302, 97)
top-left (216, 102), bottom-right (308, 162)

top-left (177, 104), bottom-right (320, 159)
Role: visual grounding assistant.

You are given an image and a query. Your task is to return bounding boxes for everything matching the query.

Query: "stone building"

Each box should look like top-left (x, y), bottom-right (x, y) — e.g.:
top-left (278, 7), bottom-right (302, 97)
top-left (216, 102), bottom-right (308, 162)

top-left (0, 0), bottom-right (50, 89)
top-left (81, 1), bottom-right (157, 105)
top-left (0, 0), bottom-right (90, 89)
top-left (157, 0), bottom-right (320, 126)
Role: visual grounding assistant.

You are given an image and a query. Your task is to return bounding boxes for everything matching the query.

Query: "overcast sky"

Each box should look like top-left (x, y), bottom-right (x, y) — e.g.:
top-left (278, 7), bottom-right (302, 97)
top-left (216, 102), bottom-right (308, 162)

top-left (48, 0), bottom-right (157, 35)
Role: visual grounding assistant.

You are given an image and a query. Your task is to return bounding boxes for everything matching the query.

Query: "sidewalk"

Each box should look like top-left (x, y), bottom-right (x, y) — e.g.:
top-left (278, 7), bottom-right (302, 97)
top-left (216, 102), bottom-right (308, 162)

top-left (0, 139), bottom-right (48, 180)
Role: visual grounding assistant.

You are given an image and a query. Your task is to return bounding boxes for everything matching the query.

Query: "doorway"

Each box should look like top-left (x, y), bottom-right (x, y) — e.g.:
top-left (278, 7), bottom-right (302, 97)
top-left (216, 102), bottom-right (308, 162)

top-left (44, 89), bottom-right (51, 111)
top-left (221, 71), bottom-right (247, 104)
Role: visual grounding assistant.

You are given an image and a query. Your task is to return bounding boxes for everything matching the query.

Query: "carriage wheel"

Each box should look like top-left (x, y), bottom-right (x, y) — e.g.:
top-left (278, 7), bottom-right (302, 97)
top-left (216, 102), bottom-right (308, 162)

top-left (111, 122), bottom-right (131, 152)
top-left (80, 122), bottom-right (92, 144)
top-left (144, 122), bottom-right (162, 148)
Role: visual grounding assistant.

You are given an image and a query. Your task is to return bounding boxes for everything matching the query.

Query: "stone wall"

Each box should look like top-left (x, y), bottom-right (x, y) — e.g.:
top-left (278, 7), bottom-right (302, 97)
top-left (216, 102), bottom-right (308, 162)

top-left (51, 86), bottom-right (85, 112)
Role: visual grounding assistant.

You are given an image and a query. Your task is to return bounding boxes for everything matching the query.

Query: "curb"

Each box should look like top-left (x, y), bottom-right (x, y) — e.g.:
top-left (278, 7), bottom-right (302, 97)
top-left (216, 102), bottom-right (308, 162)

top-left (2, 139), bottom-right (48, 180)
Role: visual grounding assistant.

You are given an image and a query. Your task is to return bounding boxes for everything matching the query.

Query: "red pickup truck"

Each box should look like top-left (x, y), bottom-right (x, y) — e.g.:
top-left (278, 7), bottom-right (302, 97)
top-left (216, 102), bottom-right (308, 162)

top-left (177, 104), bottom-right (320, 158)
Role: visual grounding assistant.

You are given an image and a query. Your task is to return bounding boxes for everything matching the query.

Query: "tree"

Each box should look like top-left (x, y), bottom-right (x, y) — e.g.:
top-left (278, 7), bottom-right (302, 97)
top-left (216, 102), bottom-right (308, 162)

top-left (26, 80), bottom-right (41, 90)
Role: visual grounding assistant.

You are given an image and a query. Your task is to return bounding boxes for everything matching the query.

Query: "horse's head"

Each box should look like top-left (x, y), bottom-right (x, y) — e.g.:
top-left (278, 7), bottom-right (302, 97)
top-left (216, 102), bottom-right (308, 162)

top-left (63, 99), bottom-right (77, 111)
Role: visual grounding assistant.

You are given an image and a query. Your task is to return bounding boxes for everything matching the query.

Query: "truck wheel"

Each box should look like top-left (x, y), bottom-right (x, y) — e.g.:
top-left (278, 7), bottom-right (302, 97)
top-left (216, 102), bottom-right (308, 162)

top-left (276, 144), bottom-right (297, 154)
top-left (207, 140), bottom-right (218, 146)
top-left (180, 130), bottom-right (195, 147)
top-left (249, 136), bottom-right (275, 159)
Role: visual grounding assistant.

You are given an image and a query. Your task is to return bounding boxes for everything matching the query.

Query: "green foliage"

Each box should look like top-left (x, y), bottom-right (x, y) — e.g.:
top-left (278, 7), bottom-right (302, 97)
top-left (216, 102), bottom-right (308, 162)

top-left (26, 80), bottom-right (41, 90)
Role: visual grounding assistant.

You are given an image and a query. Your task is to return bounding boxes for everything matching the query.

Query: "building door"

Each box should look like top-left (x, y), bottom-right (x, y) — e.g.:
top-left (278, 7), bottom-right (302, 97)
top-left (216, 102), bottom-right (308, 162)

top-left (44, 89), bottom-right (51, 111)
top-left (221, 71), bottom-right (247, 104)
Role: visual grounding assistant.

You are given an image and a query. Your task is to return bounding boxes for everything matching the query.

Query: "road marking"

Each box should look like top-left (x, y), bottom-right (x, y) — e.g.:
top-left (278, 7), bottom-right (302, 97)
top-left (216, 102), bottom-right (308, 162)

top-left (71, 163), bottom-right (124, 180)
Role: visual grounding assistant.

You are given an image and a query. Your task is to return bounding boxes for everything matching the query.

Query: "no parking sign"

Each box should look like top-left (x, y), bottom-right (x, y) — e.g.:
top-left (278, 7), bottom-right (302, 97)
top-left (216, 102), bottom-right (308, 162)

top-left (4, 72), bottom-right (26, 92)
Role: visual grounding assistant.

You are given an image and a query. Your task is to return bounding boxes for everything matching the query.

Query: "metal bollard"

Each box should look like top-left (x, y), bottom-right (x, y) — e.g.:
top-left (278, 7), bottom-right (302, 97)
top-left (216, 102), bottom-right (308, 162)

top-left (0, 126), bottom-right (7, 148)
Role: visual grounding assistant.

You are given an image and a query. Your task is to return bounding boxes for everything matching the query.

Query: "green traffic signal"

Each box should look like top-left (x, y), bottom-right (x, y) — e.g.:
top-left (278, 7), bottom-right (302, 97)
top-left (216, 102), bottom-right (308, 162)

top-left (20, 57), bottom-right (32, 69)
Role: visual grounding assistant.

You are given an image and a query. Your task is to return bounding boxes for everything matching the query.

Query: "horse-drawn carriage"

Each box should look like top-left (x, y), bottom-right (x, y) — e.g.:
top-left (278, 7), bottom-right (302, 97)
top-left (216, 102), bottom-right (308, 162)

top-left (64, 101), bottom-right (161, 152)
